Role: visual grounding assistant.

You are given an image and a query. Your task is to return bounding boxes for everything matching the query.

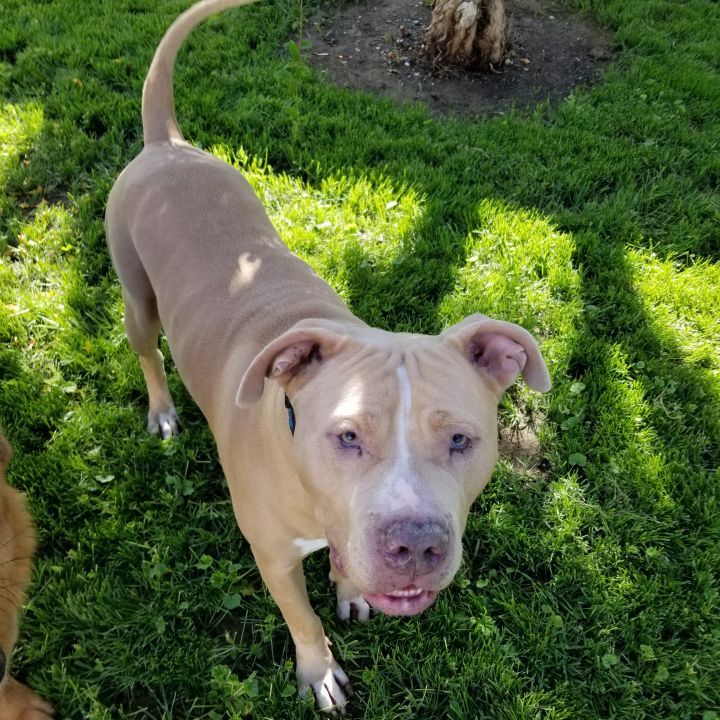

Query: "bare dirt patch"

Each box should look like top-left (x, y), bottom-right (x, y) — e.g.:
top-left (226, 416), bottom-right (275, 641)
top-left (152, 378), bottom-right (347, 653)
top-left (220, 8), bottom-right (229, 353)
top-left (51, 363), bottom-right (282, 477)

top-left (305, 0), bottom-right (613, 116)
top-left (498, 421), bottom-right (552, 484)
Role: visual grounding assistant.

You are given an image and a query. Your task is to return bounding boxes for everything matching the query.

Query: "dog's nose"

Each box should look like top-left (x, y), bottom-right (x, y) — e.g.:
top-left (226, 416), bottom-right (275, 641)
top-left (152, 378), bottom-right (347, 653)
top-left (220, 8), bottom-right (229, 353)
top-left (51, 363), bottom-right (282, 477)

top-left (380, 519), bottom-right (449, 576)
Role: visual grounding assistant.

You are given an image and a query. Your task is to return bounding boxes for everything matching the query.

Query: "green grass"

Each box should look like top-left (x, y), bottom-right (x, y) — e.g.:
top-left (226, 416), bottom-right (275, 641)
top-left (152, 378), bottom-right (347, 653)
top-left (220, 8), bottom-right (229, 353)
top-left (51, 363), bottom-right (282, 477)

top-left (1, 0), bottom-right (719, 717)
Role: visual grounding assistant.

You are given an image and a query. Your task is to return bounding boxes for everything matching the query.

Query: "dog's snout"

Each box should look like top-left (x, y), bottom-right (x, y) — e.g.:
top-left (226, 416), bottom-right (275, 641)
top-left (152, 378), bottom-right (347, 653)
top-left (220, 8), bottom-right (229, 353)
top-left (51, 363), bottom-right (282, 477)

top-left (380, 519), bottom-right (449, 576)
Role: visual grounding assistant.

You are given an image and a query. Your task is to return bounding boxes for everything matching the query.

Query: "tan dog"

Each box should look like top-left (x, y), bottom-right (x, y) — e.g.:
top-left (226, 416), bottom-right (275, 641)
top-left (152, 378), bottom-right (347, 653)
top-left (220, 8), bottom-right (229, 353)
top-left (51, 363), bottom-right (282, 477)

top-left (0, 433), bottom-right (53, 720)
top-left (105, 0), bottom-right (551, 711)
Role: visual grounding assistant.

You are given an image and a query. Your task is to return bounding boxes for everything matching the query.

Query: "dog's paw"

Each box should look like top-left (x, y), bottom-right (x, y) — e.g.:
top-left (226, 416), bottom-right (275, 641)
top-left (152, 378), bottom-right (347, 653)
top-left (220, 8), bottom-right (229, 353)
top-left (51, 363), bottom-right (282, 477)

top-left (337, 594), bottom-right (371, 623)
top-left (331, 572), bottom-right (371, 623)
top-left (147, 406), bottom-right (179, 439)
top-left (0, 676), bottom-right (54, 720)
top-left (299, 659), bottom-right (352, 715)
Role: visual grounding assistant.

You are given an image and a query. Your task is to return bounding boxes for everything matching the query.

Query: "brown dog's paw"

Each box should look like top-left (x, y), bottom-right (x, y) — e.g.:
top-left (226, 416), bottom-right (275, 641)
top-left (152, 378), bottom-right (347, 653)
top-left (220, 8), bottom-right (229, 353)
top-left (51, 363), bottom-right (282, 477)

top-left (0, 676), bottom-right (54, 720)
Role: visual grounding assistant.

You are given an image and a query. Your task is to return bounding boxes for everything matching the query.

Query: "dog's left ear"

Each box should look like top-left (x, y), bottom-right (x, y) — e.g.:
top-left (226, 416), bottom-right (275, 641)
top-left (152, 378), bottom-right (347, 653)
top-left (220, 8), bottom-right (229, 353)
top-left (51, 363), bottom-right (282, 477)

top-left (236, 325), bottom-right (346, 408)
top-left (441, 314), bottom-right (551, 393)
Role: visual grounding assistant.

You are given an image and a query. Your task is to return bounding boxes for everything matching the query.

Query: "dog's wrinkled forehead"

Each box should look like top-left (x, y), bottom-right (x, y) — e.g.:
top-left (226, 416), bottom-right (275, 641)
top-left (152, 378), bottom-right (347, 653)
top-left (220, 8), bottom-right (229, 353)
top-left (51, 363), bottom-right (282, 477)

top-left (328, 354), bottom-right (404, 423)
top-left (319, 340), bottom-right (488, 428)
top-left (238, 313), bottom-right (549, 410)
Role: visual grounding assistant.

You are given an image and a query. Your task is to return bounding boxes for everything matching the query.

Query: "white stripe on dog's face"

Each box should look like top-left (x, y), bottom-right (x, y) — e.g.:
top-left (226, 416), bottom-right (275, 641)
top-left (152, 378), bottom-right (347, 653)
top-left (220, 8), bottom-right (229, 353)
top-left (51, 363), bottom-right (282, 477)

top-left (395, 363), bottom-right (412, 468)
top-left (379, 364), bottom-right (421, 513)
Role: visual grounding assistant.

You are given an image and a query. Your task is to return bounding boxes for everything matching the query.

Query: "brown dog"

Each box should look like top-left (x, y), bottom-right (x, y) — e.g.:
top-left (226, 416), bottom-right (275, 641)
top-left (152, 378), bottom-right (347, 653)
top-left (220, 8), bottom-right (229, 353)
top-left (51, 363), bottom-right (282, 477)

top-left (0, 433), bottom-right (53, 720)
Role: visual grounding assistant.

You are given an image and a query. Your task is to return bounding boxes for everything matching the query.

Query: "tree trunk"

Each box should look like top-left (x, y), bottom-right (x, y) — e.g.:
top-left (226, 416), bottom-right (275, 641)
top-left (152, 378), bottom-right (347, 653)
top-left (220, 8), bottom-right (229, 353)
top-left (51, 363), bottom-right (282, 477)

top-left (425, 0), bottom-right (508, 68)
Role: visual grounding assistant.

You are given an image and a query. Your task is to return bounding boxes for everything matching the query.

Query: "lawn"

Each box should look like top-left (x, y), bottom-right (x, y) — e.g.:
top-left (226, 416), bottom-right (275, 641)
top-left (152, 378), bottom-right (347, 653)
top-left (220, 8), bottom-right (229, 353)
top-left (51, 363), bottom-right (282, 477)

top-left (1, 0), bottom-right (719, 718)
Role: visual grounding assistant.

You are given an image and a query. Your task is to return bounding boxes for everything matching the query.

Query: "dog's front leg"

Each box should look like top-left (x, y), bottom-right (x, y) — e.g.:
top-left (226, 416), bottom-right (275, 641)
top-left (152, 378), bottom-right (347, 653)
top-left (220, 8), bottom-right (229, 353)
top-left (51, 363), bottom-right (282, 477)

top-left (252, 547), bottom-right (351, 714)
top-left (330, 562), bottom-right (371, 623)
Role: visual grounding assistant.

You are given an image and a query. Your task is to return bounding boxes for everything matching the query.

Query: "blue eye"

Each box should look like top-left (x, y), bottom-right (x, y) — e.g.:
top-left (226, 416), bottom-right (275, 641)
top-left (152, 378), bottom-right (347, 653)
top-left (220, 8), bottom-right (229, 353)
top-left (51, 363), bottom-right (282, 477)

top-left (450, 434), bottom-right (471, 453)
top-left (339, 431), bottom-right (359, 449)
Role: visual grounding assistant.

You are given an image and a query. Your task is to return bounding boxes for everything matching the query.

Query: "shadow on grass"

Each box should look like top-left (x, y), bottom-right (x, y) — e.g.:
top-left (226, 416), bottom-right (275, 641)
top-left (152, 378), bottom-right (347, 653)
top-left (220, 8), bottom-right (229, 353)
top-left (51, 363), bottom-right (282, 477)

top-left (7, 91), bottom-right (720, 719)
top-left (237, 81), bottom-right (720, 714)
top-left (2, 3), bottom-right (719, 715)
top-left (515, 235), bottom-right (719, 714)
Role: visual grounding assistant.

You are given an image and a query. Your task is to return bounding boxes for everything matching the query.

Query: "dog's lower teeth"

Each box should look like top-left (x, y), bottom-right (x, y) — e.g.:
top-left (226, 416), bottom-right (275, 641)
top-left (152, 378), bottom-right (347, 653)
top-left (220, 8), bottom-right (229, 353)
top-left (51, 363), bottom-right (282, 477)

top-left (388, 589), bottom-right (423, 598)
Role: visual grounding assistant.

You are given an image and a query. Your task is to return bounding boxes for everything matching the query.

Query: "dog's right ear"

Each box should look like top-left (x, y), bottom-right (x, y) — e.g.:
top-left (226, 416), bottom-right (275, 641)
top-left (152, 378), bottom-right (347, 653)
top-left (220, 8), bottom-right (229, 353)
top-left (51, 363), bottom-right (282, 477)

top-left (236, 326), bottom-right (345, 408)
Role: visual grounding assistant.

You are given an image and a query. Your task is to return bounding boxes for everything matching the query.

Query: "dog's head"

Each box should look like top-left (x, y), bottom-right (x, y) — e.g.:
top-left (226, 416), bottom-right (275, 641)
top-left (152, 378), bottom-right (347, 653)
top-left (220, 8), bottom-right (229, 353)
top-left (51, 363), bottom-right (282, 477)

top-left (0, 433), bottom-right (36, 685)
top-left (237, 315), bottom-right (550, 615)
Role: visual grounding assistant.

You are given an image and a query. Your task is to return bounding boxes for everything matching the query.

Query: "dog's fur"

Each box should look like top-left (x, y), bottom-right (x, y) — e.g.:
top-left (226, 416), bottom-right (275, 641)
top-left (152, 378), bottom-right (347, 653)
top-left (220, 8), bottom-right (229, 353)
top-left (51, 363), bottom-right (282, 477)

top-left (105, 0), bottom-right (550, 711)
top-left (0, 434), bottom-right (53, 720)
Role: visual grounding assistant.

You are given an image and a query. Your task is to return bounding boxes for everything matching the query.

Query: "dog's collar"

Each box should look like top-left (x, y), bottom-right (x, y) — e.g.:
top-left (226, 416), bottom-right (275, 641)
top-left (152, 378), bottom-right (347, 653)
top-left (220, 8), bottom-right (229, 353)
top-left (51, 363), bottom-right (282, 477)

top-left (284, 393), bottom-right (296, 436)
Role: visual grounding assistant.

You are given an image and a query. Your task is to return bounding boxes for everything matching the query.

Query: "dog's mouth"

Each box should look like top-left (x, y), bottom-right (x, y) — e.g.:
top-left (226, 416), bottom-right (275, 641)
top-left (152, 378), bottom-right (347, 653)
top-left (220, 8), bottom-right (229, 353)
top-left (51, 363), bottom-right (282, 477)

top-left (364, 585), bottom-right (438, 616)
top-left (330, 543), bottom-right (441, 616)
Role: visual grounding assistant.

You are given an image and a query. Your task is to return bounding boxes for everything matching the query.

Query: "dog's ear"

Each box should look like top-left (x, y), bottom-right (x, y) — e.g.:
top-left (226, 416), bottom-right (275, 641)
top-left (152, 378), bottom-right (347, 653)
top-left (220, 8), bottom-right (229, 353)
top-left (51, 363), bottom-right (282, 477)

top-left (441, 314), bottom-right (551, 393)
top-left (236, 326), bottom-right (344, 407)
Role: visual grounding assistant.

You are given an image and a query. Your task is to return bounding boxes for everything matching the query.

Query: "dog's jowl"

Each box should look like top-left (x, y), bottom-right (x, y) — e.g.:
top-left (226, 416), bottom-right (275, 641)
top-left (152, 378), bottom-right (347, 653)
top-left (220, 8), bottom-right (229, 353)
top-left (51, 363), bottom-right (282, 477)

top-left (105, 0), bottom-right (551, 711)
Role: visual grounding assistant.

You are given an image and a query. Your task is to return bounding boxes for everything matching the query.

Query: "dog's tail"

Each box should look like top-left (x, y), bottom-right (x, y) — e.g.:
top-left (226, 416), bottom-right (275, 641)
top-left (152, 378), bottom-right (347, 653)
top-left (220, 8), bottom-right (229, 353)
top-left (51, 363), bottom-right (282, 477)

top-left (142, 0), bottom-right (261, 145)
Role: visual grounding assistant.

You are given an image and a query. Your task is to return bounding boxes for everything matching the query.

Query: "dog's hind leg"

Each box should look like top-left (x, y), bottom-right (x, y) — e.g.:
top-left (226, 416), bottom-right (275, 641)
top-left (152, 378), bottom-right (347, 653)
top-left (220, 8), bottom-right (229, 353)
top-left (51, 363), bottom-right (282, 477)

top-left (123, 288), bottom-right (178, 438)
top-left (113, 237), bottom-right (179, 438)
